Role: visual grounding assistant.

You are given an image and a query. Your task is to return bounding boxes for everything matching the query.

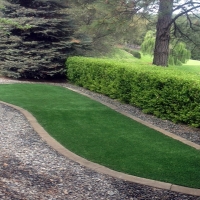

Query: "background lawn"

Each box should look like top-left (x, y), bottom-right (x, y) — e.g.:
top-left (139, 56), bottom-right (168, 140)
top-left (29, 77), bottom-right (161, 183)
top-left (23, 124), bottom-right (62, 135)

top-left (104, 48), bottom-right (200, 76)
top-left (179, 59), bottom-right (200, 74)
top-left (0, 83), bottom-right (200, 188)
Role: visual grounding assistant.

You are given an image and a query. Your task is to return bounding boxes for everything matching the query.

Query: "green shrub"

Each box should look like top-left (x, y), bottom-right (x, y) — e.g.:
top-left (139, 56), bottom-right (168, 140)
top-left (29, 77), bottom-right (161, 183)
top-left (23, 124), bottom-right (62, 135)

top-left (130, 50), bottom-right (141, 59)
top-left (66, 56), bottom-right (200, 127)
top-left (168, 56), bottom-right (174, 66)
top-left (123, 48), bottom-right (141, 59)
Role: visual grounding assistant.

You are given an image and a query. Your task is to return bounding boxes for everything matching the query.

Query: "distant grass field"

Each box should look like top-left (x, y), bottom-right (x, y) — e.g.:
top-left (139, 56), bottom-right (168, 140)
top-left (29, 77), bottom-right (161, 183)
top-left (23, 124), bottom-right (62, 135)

top-left (107, 48), bottom-right (200, 76)
top-left (185, 59), bottom-right (200, 66)
top-left (177, 60), bottom-right (200, 75)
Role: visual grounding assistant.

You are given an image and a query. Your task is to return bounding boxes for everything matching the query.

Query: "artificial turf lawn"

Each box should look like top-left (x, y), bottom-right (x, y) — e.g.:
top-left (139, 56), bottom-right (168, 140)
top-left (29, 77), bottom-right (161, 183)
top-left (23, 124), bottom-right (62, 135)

top-left (0, 83), bottom-right (200, 188)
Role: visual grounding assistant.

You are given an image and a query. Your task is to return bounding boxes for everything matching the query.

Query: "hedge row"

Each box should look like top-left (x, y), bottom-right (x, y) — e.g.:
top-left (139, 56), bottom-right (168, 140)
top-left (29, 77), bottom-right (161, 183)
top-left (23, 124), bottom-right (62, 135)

top-left (66, 56), bottom-right (200, 127)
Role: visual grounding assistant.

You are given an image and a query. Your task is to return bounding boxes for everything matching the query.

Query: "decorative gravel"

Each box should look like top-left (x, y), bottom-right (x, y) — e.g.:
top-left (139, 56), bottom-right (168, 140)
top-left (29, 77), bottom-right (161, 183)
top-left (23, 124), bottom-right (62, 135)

top-left (0, 77), bottom-right (200, 199)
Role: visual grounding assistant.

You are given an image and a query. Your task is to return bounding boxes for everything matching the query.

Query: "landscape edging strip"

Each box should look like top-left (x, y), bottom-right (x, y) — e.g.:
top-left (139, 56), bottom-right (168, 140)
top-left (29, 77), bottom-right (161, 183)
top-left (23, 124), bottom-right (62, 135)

top-left (1, 99), bottom-right (200, 196)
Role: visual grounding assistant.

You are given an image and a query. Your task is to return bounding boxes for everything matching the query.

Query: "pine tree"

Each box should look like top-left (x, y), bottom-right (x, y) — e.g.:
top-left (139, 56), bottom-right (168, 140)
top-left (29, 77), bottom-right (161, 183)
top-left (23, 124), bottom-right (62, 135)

top-left (0, 0), bottom-right (77, 79)
top-left (69, 0), bottom-right (148, 57)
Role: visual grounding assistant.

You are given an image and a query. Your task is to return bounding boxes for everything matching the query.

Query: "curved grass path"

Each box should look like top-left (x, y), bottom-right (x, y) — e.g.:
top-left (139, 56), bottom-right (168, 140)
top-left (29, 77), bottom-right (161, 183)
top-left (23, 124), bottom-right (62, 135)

top-left (0, 83), bottom-right (200, 189)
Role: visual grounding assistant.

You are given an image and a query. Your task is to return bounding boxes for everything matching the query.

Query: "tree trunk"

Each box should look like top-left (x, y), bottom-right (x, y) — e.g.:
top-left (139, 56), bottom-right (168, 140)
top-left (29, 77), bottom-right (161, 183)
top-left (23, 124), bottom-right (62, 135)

top-left (153, 0), bottom-right (173, 66)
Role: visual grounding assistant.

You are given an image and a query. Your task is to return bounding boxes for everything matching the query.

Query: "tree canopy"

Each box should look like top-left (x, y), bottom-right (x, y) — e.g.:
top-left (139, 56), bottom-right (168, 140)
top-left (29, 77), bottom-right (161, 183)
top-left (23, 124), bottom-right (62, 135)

top-left (70, 0), bottom-right (200, 63)
top-left (1, 0), bottom-right (199, 78)
top-left (69, 0), bottom-right (148, 56)
top-left (0, 0), bottom-right (89, 79)
top-left (141, 30), bottom-right (191, 65)
top-left (152, 0), bottom-right (200, 66)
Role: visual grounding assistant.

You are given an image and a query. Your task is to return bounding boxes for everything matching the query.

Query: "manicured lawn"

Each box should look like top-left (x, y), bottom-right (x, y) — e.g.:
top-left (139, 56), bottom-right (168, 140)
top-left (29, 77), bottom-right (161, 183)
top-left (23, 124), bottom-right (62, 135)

top-left (180, 60), bottom-right (200, 75)
top-left (0, 83), bottom-right (200, 188)
top-left (185, 59), bottom-right (200, 66)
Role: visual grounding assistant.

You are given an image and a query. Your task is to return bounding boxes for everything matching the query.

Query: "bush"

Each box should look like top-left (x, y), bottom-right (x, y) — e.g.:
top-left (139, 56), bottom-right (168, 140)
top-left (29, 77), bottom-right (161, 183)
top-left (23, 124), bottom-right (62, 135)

top-left (66, 56), bottom-right (200, 127)
top-left (123, 48), bottom-right (141, 59)
top-left (130, 50), bottom-right (141, 59)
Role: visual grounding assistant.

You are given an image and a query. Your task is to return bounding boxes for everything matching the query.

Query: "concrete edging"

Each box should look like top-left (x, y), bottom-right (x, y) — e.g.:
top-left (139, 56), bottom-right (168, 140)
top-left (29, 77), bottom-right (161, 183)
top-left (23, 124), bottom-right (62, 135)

top-left (1, 97), bottom-right (200, 196)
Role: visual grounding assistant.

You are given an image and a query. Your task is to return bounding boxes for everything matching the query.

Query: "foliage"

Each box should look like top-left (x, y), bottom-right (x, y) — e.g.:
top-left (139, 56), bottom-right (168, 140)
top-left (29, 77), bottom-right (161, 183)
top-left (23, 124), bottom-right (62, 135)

top-left (68, 0), bottom-right (148, 56)
top-left (141, 30), bottom-right (155, 55)
top-left (141, 31), bottom-right (191, 65)
top-left (71, 1), bottom-right (200, 63)
top-left (171, 14), bottom-right (200, 61)
top-left (131, 50), bottom-right (141, 59)
top-left (103, 48), bottom-right (135, 59)
top-left (67, 56), bottom-right (200, 127)
top-left (0, 0), bottom-right (87, 79)
top-left (138, 0), bottom-right (200, 66)
top-left (0, 18), bottom-right (32, 30)
top-left (169, 42), bottom-right (191, 65)
top-left (191, 46), bottom-right (200, 61)
top-left (123, 48), bottom-right (141, 59)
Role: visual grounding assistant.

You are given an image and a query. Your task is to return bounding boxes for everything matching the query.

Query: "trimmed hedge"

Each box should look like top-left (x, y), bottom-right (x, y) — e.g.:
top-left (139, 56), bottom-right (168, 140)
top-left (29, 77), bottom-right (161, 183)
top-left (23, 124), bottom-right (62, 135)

top-left (66, 56), bottom-right (200, 127)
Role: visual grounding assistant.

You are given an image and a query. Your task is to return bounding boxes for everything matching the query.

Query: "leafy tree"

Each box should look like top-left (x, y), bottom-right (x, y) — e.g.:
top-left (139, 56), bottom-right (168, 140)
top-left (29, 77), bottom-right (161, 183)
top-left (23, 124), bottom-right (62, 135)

top-left (141, 31), bottom-right (155, 55)
top-left (152, 0), bottom-right (200, 66)
top-left (0, 0), bottom-right (87, 79)
top-left (69, 0), bottom-right (148, 56)
top-left (169, 42), bottom-right (191, 65)
top-left (190, 46), bottom-right (200, 61)
top-left (141, 31), bottom-right (191, 65)
top-left (70, 0), bottom-right (200, 63)
top-left (117, 0), bottom-right (200, 65)
top-left (176, 16), bottom-right (200, 60)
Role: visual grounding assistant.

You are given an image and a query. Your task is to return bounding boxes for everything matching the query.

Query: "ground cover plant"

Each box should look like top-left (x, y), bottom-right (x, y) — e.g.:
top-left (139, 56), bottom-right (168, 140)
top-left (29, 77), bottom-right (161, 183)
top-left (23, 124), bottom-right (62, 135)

top-left (0, 83), bottom-right (200, 188)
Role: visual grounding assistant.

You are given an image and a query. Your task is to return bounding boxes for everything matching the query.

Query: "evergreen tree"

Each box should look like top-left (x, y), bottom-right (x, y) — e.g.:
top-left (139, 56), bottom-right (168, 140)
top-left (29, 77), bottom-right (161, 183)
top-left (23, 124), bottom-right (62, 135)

top-left (69, 0), bottom-right (148, 56)
top-left (0, 0), bottom-right (80, 79)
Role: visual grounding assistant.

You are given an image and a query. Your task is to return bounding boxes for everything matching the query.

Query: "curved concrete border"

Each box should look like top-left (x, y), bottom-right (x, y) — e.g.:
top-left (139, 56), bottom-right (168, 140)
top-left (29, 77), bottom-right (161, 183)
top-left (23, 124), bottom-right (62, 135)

top-left (1, 98), bottom-right (200, 197)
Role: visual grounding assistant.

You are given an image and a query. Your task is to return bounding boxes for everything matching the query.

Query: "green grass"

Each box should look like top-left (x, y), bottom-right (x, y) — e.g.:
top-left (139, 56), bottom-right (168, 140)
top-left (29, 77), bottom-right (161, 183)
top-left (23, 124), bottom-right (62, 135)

top-left (168, 60), bottom-right (200, 79)
top-left (106, 48), bottom-right (200, 75)
top-left (177, 60), bottom-right (200, 75)
top-left (185, 59), bottom-right (200, 66)
top-left (0, 83), bottom-right (200, 188)
top-left (101, 49), bottom-right (154, 69)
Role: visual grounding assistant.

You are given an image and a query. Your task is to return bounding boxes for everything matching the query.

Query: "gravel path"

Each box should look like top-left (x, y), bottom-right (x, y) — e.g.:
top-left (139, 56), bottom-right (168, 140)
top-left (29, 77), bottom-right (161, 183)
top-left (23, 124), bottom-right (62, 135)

top-left (0, 77), bottom-right (200, 199)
